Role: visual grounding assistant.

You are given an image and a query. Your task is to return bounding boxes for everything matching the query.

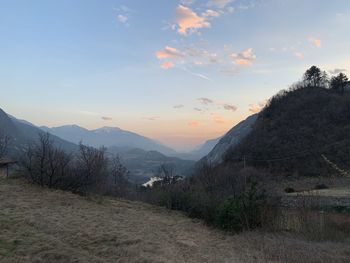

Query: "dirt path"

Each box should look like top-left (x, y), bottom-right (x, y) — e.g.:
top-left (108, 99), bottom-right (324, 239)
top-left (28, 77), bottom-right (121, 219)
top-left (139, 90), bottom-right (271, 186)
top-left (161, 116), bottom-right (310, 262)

top-left (1, 178), bottom-right (349, 263)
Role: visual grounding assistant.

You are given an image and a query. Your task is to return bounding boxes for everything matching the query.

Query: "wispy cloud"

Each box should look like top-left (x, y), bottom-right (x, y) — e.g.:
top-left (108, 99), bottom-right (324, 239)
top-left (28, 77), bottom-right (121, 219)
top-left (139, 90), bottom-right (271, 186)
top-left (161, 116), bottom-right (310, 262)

top-left (161, 61), bottom-right (175, 69)
top-left (198, 97), bottom-right (213, 105)
top-left (117, 14), bottom-right (128, 24)
top-left (203, 9), bottom-right (220, 17)
top-left (156, 46), bottom-right (183, 59)
top-left (231, 48), bottom-right (256, 66)
top-left (207, 0), bottom-right (233, 9)
top-left (156, 47), bottom-right (181, 61)
top-left (173, 104), bottom-right (185, 109)
top-left (181, 67), bottom-right (213, 81)
top-left (308, 37), bottom-right (321, 48)
top-left (223, 103), bottom-right (237, 112)
top-left (181, 0), bottom-right (196, 5)
top-left (115, 5), bottom-right (134, 26)
top-left (102, 116), bottom-right (113, 121)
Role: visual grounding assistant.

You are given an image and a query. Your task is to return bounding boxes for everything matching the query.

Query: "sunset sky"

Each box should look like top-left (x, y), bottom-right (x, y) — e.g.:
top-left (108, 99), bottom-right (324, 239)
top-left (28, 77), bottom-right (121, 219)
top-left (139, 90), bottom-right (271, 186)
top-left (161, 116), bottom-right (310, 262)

top-left (1, 0), bottom-right (350, 151)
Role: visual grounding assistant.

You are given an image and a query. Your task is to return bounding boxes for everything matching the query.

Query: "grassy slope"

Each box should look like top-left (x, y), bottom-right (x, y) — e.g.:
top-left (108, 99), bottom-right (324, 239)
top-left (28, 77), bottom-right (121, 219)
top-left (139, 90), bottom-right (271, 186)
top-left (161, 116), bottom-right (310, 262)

top-left (0, 178), bottom-right (349, 263)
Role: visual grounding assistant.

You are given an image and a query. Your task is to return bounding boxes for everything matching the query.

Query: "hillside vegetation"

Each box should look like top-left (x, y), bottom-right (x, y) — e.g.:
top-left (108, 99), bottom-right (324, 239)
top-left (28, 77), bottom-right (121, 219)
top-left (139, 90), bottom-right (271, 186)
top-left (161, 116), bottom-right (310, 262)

top-left (225, 84), bottom-right (350, 177)
top-left (1, 177), bottom-right (350, 263)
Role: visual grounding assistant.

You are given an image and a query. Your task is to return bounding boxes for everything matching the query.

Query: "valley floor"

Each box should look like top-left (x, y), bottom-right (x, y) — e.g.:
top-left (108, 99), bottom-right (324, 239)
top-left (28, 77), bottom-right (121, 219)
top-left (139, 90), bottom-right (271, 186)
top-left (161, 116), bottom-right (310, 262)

top-left (0, 178), bottom-right (349, 263)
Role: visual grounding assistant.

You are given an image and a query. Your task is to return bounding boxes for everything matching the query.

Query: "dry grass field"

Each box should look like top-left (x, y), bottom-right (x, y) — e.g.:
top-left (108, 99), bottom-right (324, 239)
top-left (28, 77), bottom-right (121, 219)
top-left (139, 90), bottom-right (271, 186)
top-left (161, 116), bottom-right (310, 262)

top-left (0, 177), bottom-right (349, 263)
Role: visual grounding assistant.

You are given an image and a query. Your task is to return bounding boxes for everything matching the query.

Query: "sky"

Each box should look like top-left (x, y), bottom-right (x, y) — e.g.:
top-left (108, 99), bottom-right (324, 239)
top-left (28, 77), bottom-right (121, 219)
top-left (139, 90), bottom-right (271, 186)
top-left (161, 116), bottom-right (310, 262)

top-left (1, 0), bottom-right (350, 151)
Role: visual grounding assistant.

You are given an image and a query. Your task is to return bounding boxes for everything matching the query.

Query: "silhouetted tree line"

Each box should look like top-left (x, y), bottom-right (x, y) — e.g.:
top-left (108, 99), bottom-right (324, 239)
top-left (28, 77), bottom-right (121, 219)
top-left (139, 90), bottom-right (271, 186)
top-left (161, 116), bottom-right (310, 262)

top-left (302, 65), bottom-right (349, 93)
top-left (19, 133), bottom-right (130, 195)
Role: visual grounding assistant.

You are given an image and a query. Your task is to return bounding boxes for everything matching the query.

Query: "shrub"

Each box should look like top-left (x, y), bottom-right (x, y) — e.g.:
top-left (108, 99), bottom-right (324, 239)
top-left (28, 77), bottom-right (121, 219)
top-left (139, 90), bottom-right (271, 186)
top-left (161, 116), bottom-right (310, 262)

top-left (214, 181), bottom-right (266, 232)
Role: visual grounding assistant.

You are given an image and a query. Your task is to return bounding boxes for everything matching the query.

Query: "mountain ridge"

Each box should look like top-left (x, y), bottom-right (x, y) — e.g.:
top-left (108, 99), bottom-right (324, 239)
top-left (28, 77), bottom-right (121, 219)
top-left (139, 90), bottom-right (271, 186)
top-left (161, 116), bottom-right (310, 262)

top-left (41, 124), bottom-right (177, 155)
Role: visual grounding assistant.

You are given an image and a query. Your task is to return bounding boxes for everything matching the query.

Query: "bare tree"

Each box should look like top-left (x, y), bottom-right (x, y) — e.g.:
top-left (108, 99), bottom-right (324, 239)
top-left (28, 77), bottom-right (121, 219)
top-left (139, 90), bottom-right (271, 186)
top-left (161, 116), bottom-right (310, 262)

top-left (110, 155), bottom-right (128, 185)
top-left (35, 133), bottom-right (52, 186)
top-left (77, 143), bottom-right (109, 193)
top-left (20, 133), bottom-right (73, 189)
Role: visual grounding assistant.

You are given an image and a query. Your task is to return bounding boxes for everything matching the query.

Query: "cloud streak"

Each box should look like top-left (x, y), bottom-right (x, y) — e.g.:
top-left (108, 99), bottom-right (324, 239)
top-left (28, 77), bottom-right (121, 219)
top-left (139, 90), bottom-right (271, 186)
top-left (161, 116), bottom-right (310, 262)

top-left (173, 104), bottom-right (185, 109)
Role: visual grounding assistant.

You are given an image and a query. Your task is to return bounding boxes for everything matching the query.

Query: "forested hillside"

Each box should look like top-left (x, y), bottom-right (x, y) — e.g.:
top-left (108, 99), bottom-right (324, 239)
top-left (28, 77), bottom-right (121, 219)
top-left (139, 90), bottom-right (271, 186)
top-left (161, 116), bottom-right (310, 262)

top-left (224, 69), bottom-right (350, 177)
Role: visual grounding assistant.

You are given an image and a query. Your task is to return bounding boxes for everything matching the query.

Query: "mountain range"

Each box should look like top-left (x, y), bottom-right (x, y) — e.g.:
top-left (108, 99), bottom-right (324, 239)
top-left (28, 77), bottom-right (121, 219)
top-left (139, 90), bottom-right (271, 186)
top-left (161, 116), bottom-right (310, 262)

top-left (40, 125), bottom-right (177, 156)
top-left (0, 108), bottom-right (77, 156)
top-left (1, 106), bottom-right (260, 183)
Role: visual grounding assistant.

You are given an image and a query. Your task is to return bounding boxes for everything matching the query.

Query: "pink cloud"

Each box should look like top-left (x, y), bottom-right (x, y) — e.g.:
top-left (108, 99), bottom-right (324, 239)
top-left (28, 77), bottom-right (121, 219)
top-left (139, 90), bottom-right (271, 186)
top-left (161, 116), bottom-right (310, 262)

top-left (176, 5), bottom-right (210, 35)
top-left (156, 46), bottom-right (183, 59)
top-left (161, 61), bottom-right (175, 69)
top-left (231, 48), bottom-right (256, 66)
top-left (308, 37), bottom-right (321, 48)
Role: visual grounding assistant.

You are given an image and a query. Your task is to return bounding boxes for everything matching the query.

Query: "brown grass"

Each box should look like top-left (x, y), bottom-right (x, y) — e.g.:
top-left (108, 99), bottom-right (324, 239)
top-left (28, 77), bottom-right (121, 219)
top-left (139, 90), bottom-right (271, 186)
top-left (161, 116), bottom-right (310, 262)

top-left (0, 177), bottom-right (349, 263)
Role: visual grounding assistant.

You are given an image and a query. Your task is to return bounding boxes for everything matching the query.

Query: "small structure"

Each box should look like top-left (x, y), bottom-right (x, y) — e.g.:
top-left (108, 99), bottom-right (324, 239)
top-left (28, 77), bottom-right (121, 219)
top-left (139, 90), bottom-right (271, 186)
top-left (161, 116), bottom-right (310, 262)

top-left (0, 158), bottom-right (17, 178)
